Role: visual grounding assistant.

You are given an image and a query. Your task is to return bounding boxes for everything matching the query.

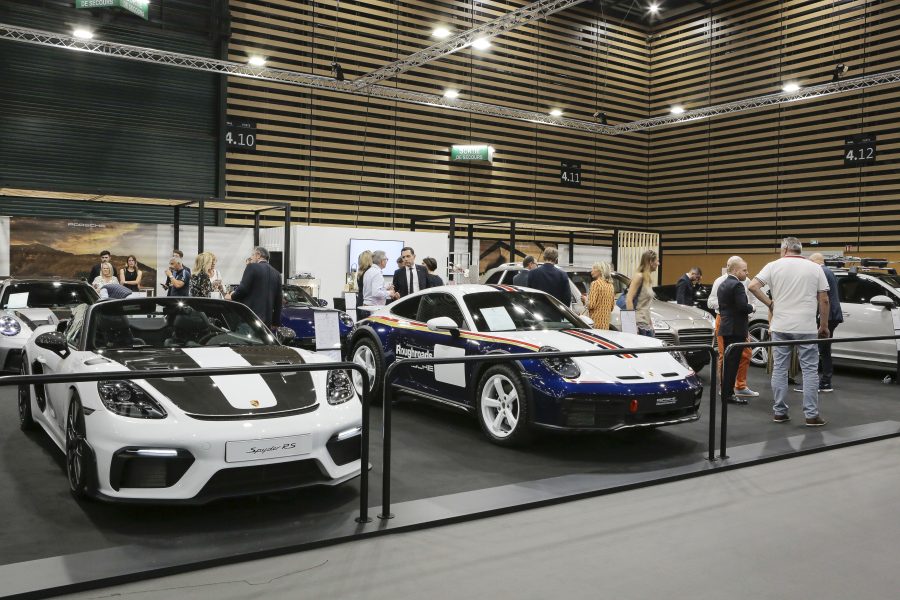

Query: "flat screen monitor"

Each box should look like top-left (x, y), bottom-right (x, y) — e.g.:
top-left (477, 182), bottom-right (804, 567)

top-left (349, 238), bottom-right (405, 277)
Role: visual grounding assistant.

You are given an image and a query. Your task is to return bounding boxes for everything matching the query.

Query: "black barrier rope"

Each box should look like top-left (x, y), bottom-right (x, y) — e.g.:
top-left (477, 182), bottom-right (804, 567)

top-left (719, 334), bottom-right (900, 459)
top-left (379, 344), bottom-right (718, 520)
top-left (0, 361), bottom-right (373, 523)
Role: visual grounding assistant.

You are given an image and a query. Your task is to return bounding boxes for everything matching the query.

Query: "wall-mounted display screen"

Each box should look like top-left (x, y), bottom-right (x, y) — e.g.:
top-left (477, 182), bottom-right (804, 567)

top-left (349, 239), bottom-right (404, 277)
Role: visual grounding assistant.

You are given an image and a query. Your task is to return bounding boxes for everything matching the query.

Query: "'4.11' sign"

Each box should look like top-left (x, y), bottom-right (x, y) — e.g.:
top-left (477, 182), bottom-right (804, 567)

top-left (560, 160), bottom-right (581, 186)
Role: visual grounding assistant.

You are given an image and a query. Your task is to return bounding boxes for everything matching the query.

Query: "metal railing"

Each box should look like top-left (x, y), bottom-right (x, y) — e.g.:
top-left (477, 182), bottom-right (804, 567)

top-left (0, 361), bottom-right (374, 522)
top-left (378, 344), bottom-right (717, 519)
top-left (720, 334), bottom-right (900, 458)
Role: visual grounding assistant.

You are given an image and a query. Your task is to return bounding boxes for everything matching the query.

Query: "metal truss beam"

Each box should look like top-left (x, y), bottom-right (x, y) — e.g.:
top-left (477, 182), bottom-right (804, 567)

top-left (3, 24), bottom-right (900, 137)
top-left (350, 0), bottom-right (589, 91)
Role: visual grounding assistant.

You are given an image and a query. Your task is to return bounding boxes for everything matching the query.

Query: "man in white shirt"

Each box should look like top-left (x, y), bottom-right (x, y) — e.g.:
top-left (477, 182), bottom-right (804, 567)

top-left (708, 257), bottom-right (757, 399)
top-left (748, 237), bottom-right (830, 427)
top-left (362, 250), bottom-right (393, 307)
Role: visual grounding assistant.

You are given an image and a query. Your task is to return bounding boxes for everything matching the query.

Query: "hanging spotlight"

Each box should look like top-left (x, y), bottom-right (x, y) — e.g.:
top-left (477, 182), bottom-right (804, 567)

top-left (247, 55), bottom-right (266, 67)
top-left (549, 108), bottom-right (563, 117)
top-left (782, 82), bottom-right (800, 93)
top-left (331, 61), bottom-right (345, 81)
top-left (832, 63), bottom-right (849, 82)
top-left (592, 110), bottom-right (608, 125)
top-left (72, 28), bottom-right (94, 40)
top-left (432, 26), bottom-right (451, 39)
top-left (472, 37), bottom-right (492, 50)
top-left (443, 89), bottom-right (460, 99)
top-left (670, 105), bottom-right (685, 115)
top-left (648, 2), bottom-right (661, 15)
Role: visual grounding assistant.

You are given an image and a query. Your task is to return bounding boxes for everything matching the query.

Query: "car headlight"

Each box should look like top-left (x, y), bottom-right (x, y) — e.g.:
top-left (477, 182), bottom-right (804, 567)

top-left (97, 380), bottom-right (167, 419)
top-left (539, 346), bottom-right (581, 379)
top-left (326, 369), bottom-right (355, 405)
top-left (0, 316), bottom-right (21, 336)
top-left (652, 319), bottom-right (671, 331)
top-left (339, 312), bottom-right (354, 327)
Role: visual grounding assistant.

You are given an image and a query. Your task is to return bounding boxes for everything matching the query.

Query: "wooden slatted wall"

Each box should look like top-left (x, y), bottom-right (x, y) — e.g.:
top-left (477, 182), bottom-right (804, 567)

top-left (224, 0), bottom-right (650, 242)
top-left (648, 0), bottom-right (900, 259)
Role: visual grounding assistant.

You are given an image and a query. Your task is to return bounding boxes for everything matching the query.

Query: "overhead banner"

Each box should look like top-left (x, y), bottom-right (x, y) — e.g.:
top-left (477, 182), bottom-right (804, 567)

top-left (9, 217), bottom-right (158, 289)
top-left (76, 0), bottom-right (150, 20)
top-left (451, 144), bottom-right (495, 164)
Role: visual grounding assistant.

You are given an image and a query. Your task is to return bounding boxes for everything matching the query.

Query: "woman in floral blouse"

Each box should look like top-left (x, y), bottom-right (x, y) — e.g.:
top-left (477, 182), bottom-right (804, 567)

top-left (190, 251), bottom-right (218, 297)
top-left (582, 261), bottom-right (615, 329)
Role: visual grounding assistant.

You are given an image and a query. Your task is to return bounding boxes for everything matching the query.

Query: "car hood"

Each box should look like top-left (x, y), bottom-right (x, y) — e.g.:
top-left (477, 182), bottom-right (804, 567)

top-left (475, 328), bottom-right (692, 382)
top-left (102, 345), bottom-right (318, 418)
top-left (645, 300), bottom-right (713, 327)
top-left (6, 307), bottom-right (71, 331)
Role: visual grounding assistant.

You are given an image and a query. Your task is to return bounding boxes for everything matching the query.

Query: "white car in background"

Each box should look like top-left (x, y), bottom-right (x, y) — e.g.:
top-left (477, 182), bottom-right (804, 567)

top-left (480, 263), bottom-right (715, 371)
top-left (0, 277), bottom-right (99, 372)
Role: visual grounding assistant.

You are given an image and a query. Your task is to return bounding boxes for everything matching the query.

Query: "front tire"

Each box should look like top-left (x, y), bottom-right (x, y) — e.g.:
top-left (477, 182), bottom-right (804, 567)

top-left (476, 365), bottom-right (532, 446)
top-left (18, 358), bottom-right (34, 431)
top-left (748, 321), bottom-right (770, 368)
top-left (350, 336), bottom-right (384, 405)
top-left (66, 394), bottom-right (97, 500)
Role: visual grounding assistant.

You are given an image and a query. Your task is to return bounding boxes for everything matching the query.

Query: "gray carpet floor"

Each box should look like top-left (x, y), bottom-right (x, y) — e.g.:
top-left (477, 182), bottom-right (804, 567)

top-left (58, 436), bottom-right (900, 600)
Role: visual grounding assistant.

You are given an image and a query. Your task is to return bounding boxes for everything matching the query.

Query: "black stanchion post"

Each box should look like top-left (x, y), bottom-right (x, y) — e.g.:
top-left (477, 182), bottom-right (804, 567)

top-left (379, 364), bottom-right (395, 520)
top-left (355, 369), bottom-right (371, 524)
top-left (707, 345), bottom-right (718, 462)
top-left (719, 343), bottom-right (730, 460)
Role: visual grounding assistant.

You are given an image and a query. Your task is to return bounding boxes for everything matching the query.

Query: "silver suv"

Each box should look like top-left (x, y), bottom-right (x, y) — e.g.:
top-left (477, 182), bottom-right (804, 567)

top-left (481, 263), bottom-right (716, 371)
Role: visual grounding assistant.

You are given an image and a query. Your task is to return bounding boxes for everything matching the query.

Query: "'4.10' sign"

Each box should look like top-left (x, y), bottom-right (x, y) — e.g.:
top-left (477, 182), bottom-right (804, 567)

top-left (225, 120), bottom-right (257, 152)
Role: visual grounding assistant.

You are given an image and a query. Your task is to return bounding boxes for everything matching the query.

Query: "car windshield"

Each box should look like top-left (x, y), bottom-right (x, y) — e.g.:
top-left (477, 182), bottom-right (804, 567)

top-left (875, 274), bottom-right (900, 290)
top-left (1, 282), bottom-right (98, 309)
top-left (464, 291), bottom-right (585, 333)
top-left (283, 286), bottom-right (316, 306)
top-left (568, 271), bottom-right (593, 294)
top-left (87, 299), bottom-right (275, 350)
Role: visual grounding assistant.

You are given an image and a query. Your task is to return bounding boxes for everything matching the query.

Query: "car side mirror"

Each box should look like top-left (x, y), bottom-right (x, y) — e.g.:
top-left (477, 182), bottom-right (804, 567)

top-left (870, 295), bottom-right (896, 309)
top-left (275, 326), bottom-right (297, 345)
top-left (580, 315), bottom-right (595, 327)
top-left (315, 298), bottom-right (328, 307)
top-left (35, 331), bottom-right (70, 358)
top-left (427, 316), bottom-right (460, 336)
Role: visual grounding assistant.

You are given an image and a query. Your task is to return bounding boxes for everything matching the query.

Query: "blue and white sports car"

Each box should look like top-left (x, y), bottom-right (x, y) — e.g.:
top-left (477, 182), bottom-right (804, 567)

top-left (280, 285), bottom-right (354, 354)
top-left (349, 284), bottom-right (703, 446)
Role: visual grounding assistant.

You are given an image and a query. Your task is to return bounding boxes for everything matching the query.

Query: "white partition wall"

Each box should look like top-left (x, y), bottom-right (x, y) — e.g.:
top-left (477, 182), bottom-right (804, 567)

top-left (616, 230), bottom-right (660, 284)
top-left (261, 225), bottom-right (448, 305)
top-left (157, 225), bottom-right (255, 294)
top-left (0, 217), bottom-right (9, 276)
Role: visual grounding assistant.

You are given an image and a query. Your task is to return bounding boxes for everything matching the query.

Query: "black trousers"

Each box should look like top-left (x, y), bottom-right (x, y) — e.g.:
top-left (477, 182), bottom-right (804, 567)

top-left (819, 321), bottom-right (839, 386)
top-left (720, 334), bottom-right (745, 399)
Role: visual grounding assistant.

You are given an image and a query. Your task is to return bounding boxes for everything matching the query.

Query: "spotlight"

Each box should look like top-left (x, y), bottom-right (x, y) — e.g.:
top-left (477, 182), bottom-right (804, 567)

top-left (331, 61), bottom-right (345, 81)
top-left (472, 37), bottom-right (491, 51)
top-left (443, 89), bottom-right (460, 99)
top-left (247, 55), bottom-right (266, 67)
top-left (670, 105), bottom-right (685, 115)
top-left (549, 108), bottom-right (563, 117)
top-left (782, 82), bottom-right (800, 93)
top-left (592, 110), bottom-right (608, 125)
top-left (648, 2), bottom-right (661, 14)
top-left (73, 28), bottom-right (94, 40)
top-left (832, 63), bottom-right (849, 82)
top-left (432, 27), bottom-right (451, 39)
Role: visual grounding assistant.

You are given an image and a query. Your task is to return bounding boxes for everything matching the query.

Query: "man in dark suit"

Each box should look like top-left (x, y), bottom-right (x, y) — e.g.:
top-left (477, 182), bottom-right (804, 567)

top-left (391, 246), bottom-right (429, 298)
top-left (512, 255), bottom-right (536, 286)
top-left (526, 248), bottom-right (571, 305)
top-left (718, 256), bottom-right (755, 405)
top-left (226, 246), bottom-right (282, 328)
top-left (675, 266), bottom-right (702, 305)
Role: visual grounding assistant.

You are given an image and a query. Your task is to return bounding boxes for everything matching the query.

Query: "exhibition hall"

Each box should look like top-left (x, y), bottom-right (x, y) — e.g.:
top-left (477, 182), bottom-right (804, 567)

top-left (2, 0), bottom-right (900, 598)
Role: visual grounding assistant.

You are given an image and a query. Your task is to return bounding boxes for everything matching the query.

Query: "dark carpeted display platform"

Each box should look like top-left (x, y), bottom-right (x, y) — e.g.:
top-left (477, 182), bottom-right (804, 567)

top-left (1, 365), bottom-right (898, 597)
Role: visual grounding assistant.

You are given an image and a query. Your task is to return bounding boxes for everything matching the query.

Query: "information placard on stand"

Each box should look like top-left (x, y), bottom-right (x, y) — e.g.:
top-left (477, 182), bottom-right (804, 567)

top-left (314, 311), bottom-right (341, 363)
top-left (619, 310), bottom-right (638, 335)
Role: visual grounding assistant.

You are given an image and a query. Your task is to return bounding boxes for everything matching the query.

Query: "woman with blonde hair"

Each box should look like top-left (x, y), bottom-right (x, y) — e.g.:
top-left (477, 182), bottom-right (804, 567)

top-left (581, 261), bottom-right (615, 329)
top-left (190, 251), bottom-right (217, 297)
top-left (92, 262), bottom-right (118, 290)
top-left (625, 249), bottom-right (659, 337)
top-left (355, 250), bottom-right (374, 307)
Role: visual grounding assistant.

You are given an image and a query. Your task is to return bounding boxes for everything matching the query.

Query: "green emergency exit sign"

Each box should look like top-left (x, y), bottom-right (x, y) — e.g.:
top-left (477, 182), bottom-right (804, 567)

top-left (76, 0), bottom-right (149, 20)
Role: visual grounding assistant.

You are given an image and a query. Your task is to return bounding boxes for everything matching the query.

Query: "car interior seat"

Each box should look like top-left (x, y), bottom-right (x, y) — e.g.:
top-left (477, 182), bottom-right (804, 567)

top-left (164, 309), bottom-right (212, 347)
top-left (92, 313), bottom-right (137, 349)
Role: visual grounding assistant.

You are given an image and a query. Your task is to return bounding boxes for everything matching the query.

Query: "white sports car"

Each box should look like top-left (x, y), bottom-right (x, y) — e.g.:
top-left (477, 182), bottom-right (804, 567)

top-left (18, 297), bottom-right (362, 503)
top-left (349, 284), bottom-right (704, 446)
top-left (0, 277), bottom-right (99, 372)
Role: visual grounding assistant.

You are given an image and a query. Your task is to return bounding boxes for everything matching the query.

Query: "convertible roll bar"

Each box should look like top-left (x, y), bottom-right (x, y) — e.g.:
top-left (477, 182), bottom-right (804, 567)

top-left (0, 361), bottom-right (374, 523)
top-left (379, 343), bottom-right (718, 520)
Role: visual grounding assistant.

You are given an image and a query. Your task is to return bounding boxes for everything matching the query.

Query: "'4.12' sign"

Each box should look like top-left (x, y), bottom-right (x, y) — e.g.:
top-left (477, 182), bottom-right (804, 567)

top-left (844, 134), bottom-right (876, 166)
top-left (226, 120), bottom-right (257, 152)
top-left (560, 160), bottom-right (581, 186)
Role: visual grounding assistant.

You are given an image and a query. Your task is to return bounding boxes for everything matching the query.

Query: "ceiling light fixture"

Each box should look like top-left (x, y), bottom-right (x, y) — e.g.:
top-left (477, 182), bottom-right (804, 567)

top-left (471, 38), bottom-right (491, 51)
top-left (648, 3), bottom-right (661, 14)
top-left (331, 61), bottom-right (344, 81)
top-left (670, 105), bottom-right (685, 115)
top-left (550, 108), bottom-right (563, 117)
top-left (443, 89), bottom-right (460, 99)
top-left (432, 27), bottom-right (451, 39)
top-left (832, 63), bottom-right (849, 82)
top-left (782, 82), bottom-right (800, 93)
top-left (592, 110), bottom-right (608, 125)
top-left (72, 28), bottom-right (94, 40)
top-left (247, 55), bottom-right (266, 67)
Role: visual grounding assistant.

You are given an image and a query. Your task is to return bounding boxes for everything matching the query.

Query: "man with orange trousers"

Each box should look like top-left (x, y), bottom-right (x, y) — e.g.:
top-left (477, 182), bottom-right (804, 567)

top-left (707, 257), bottom-right (758, 399)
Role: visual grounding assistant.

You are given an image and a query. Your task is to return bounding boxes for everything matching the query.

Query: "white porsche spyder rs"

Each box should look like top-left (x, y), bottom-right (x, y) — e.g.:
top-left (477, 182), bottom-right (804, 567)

top-left (17, 297), bottom-right (362, 503)
top-left (0, 277), bottom-right (99, 372)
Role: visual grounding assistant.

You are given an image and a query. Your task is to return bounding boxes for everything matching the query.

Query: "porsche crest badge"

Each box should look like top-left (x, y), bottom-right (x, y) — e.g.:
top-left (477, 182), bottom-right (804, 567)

top-left (250, 399), bottom-right (260, 408)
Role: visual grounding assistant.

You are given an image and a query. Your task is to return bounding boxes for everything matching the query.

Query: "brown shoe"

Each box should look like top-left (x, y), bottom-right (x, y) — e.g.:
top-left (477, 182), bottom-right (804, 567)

top-left (805, 416), bottom-right (826, 427)
top-left (773, 413), bottom-right (790, 423)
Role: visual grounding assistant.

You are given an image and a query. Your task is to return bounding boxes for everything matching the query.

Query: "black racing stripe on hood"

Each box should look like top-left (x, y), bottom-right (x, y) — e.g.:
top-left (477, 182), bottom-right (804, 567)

top-left (106, 346), bottom-right (317, 417)
top-left (560, 329), bottom-right (635, 359)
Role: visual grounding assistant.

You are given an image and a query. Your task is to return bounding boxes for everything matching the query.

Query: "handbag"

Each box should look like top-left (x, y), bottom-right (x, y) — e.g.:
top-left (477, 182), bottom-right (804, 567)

top-left (616, 285), bottom-right (639, 310)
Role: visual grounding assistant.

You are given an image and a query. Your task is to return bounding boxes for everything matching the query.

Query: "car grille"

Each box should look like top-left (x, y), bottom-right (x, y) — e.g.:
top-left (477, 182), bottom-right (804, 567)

top-left (109, 448), bottom-right (195, 490)
top-left (197, 459), bottom-right (329, 500)
top-left (656, 332), bottom-right (677, 345)
top-left (326, 433), bottom-right (361, 466)
top-left (676, 328), bottom-right (714, 346)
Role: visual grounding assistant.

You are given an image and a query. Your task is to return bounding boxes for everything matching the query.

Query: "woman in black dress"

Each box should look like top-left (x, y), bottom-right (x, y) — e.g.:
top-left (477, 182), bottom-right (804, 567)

top-left (422, 257), bottom-right (443, 288)
top-left (119, 255), bottom-right (142, 292)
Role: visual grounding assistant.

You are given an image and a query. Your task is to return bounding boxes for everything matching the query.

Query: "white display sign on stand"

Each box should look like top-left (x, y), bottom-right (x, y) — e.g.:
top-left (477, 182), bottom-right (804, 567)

top-left (314, 311), bottom-right (342, 362)
top-left (620, 310), bottom-right (638, 335)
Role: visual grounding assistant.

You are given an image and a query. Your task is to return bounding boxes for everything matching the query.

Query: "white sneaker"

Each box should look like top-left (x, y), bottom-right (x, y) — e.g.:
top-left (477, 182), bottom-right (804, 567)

top-left (734, 387), bottom-right (760, 397)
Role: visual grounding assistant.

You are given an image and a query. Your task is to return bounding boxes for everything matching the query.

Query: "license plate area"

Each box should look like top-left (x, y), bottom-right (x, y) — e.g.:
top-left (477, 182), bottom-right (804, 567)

top-left (225, 434), bottom-right (312, 463)
top-left (655, 396), bottom-right (678, 406)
